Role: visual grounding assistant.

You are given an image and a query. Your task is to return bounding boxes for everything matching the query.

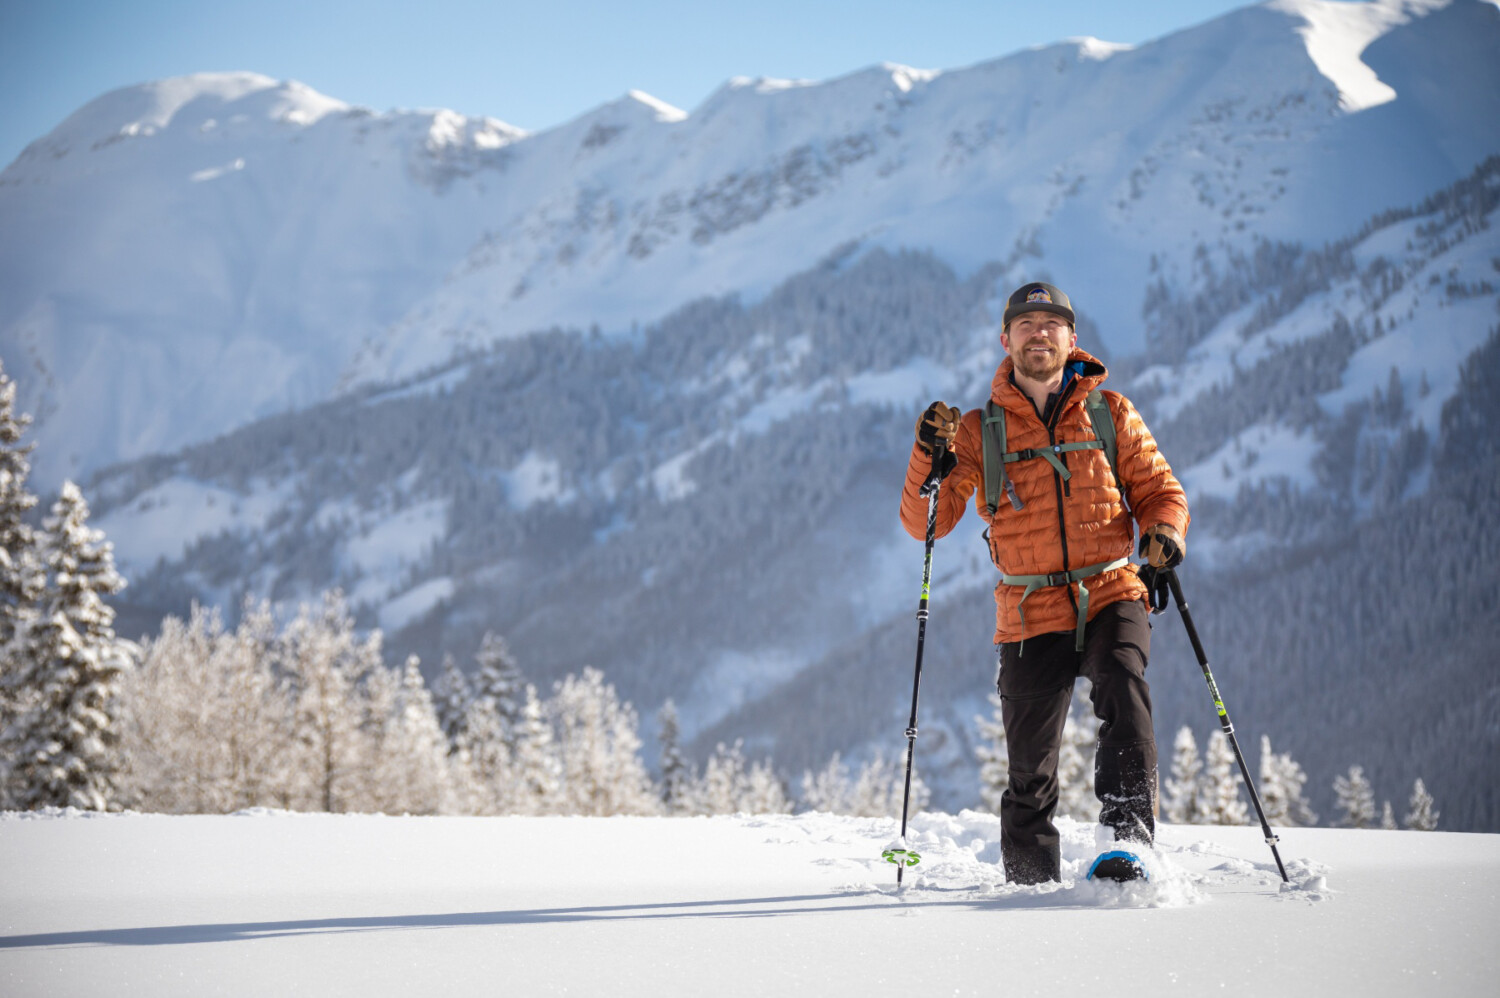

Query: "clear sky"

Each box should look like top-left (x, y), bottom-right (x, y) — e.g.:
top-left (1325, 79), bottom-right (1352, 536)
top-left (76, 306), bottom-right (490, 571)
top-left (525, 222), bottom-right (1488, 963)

top-left (2, 0), bottom-right (1259, 170)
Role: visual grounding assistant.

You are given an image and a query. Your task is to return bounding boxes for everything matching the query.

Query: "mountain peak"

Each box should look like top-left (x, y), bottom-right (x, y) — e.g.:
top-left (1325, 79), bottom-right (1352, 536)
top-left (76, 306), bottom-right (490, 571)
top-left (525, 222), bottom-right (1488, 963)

top-left (1269, 0), bottom-right (1455, 111)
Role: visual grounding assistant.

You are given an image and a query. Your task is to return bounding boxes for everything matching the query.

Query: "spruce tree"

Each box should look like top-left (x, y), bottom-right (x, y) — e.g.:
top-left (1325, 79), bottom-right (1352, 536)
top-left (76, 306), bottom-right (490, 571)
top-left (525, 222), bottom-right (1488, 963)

top-left (1198, 731), bottom-right (1250, 825)
top-left (1258, 735), bottom-right (1318, 827)
top-left (0, 363), bottom-right (44, 804)
top-left (975, 692), bottom-right (1009, 816)
top-left (549, 668), bottom-right (657, 816)
top-left (656, 699), bottom-right (692, 814)
top-left (433, 653), bottom-right (472, 753)
top-left (508, 683), bottom-right (560, 814)
top-left (800, 752), bottom-right (853, 814)
top-left (1379, 801), bottom-right (1397, 830)
top-left (1404, 778), bottom-right (1439, 831)
top-left (472, 631), bottom-right (525, 748)
top-left (1333, 765), bottom-right (1377, 828)
top-left (1163, 726), bottom-right (1203, 824)
top-left (5, 482), bottom-right (133, 810)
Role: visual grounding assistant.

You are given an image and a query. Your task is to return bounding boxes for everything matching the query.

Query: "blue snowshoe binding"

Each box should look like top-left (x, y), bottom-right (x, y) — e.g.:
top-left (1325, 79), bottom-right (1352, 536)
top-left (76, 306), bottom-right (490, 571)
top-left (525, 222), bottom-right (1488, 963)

top-left (1087, 850), bottom-right (1148, 882)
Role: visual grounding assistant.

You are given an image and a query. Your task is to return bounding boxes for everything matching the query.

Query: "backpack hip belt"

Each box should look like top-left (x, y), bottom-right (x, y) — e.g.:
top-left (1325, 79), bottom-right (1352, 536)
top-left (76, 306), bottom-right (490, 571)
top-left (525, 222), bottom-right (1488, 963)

top-left (1001, 556), bottom-right (1130, 653)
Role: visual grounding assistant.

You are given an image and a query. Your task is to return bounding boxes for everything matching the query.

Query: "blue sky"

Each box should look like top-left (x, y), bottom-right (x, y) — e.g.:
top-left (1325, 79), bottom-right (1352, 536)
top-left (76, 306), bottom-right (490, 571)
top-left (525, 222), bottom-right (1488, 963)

top-left (2, 0), bottom-right (1256, 170)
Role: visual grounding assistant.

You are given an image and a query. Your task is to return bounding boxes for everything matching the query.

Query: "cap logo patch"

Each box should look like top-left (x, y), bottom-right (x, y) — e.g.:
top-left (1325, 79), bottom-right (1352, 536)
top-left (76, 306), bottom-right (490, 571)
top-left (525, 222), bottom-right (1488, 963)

top-left (1026, 287), bottom-right (1052, 304)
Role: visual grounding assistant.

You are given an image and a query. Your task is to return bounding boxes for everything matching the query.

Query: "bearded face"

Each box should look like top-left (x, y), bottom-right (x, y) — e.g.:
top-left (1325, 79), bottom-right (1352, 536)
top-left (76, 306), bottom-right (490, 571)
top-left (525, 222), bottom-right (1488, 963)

top-left (1002, 311), bottom-right (1076, 383)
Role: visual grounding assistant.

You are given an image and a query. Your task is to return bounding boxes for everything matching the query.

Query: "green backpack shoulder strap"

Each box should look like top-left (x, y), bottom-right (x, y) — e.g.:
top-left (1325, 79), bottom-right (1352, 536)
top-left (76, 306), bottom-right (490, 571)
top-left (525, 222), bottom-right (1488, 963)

top-left (981, 401), bottom-right (1022, 514)
top-left (1085, 389), bottom-right (1126, 511)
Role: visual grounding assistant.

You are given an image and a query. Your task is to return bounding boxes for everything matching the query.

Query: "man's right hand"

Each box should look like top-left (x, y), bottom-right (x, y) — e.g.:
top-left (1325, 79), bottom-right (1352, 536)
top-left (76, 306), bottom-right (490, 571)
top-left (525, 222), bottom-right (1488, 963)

top-left (916, 401), bottom-right (961, 455)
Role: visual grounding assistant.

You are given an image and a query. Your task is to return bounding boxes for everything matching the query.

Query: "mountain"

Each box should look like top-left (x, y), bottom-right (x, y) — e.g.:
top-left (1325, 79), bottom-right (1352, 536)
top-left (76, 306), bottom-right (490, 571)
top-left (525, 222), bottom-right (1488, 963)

top-left (3, 0), bottom-right (1498, 486)
top-left (3, 1), bottom-right (1499, 826)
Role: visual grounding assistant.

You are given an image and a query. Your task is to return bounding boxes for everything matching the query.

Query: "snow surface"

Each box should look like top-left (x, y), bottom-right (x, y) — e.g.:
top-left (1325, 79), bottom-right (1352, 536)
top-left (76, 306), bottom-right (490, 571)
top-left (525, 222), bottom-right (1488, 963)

top-left (1, 809), bottom-right (1496, 996)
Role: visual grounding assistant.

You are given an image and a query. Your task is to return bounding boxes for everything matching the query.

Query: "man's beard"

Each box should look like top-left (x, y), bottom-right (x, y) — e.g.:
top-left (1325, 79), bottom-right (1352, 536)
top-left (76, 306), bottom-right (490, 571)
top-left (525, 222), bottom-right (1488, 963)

top-left (1014, 344), bottom-right (1067, 382)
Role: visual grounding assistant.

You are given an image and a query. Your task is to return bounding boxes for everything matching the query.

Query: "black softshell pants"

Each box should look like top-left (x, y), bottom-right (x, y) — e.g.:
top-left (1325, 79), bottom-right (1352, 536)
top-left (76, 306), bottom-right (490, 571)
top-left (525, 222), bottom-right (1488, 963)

top-left (997, 598), bottom-right (1157, 884)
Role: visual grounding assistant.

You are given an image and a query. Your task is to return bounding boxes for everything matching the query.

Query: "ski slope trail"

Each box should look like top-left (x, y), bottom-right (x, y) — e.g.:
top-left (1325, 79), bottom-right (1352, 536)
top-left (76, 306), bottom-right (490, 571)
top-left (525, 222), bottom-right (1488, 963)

top-left (2, 809), bottom-right (1496, 996)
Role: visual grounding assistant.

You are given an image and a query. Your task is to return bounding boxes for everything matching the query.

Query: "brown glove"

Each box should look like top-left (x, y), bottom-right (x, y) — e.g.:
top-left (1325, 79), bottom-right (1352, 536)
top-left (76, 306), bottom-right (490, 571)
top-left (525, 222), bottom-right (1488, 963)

top-left (1139, 523), bottom-right (1185, 569)
top-left (915, 401), bottom-right (961, 455)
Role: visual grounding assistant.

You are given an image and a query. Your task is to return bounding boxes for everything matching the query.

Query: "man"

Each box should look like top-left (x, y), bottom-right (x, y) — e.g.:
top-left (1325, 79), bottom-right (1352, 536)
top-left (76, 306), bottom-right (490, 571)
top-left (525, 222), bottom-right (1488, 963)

top-left (899, 281), bottom-right (1189, 884)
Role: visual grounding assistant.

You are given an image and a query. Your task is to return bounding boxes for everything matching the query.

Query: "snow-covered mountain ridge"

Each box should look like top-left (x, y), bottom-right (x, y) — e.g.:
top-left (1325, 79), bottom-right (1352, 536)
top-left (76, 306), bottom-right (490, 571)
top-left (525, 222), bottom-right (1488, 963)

top-left (4, 0), bottom-right (1499, 830)
top-left (3, 0), bottom-right (1498, 486)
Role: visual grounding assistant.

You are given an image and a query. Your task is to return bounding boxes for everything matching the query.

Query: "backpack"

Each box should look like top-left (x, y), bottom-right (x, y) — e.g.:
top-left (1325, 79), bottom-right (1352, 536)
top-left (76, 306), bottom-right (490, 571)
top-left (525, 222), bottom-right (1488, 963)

top-left (980, 389), bottom-right (1123, 516)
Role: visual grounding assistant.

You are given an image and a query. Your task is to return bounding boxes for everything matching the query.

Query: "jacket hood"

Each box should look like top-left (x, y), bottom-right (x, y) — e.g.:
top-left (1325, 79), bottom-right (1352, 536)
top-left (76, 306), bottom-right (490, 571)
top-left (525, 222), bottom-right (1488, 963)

top-left (990, 347), bottom-right (1109, 409)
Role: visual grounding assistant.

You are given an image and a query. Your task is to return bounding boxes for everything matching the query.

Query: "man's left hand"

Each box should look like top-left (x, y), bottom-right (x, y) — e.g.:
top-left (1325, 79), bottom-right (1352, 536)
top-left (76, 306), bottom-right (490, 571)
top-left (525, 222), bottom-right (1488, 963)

top-left (1139, 523), bottom-right (1185, 569)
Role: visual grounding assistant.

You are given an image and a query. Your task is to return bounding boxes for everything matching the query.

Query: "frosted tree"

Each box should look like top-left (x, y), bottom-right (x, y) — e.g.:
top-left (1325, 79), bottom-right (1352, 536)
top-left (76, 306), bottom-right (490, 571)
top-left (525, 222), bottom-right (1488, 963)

top-left (117, 602), bottom-right (296, 813)
top-left (0, 360), bottom-right (43, 750)
top-left (361, 656), bottom-right (455, 815)
top-left (801, 752), bottom-right (854, 814)
top-left (507, 683), bottom-right (560, 814)
top-left (1379, 801), bottom-right (1397, 830)
top-left (276, 591), bottom-right (384, 813)
top-left (1257, 735), bottom-right (1318, 827)
top-left (1197, 731), bottom-right (1249, 825)
top-left (849, 752), bottom-right (927, 819)
top-left (1163, 726), bottom-right (1204, 824)
top-left (737, 756), bottom-right (792, 815)
top-left (456, 698), bottom-right (512, 815)
top-left (1333, 765), bottom-right (1376, 829)
top-left (975, 693), bottom-right (1009, 816)
top-left (432, 654), bottom-right (472, 753)
top-left (1055, 707), bottom-right (1100, 822)
top-left (548, 668), bottom-right (657, 816)
top-left (1404, 778), bottom-right (1439, 831)
top-left (656, 699), bottom-right (693, 814)
top-left (693, 741), bottom-right (754, 815)
top-left (472, 631), bottom-right (525, 748)
top-left (3, 482), bottom-right (134, 811)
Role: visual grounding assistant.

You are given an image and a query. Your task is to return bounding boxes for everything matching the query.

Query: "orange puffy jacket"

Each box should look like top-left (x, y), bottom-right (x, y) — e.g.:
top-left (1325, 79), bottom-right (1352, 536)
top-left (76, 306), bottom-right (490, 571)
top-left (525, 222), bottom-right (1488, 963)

top-left (900, 349), bottom-right (1189, 645)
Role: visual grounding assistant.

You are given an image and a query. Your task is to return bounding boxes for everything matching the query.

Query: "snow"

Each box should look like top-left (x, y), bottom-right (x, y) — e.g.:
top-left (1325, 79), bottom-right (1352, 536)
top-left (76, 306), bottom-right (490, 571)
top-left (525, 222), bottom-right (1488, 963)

top-left (94, 476), bottom-right (295, 567)
top-left (8, 2), bottom-right (1496, 488)
top-left (2, 808), bottom-right (1496, 996)
top-left (379, 576), bottom-right (455, 633)
top-left (1272, 0), bottom-right (1445, 111)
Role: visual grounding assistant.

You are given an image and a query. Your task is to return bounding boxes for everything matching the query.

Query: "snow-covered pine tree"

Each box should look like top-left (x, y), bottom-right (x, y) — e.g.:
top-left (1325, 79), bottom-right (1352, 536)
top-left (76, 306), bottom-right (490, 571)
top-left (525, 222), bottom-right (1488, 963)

top-left (508, 683), bottom-right (560, 814)
top-left (656, 699), bottom-right (692, 814)
top-left (472, 631), bottom-right (525, 748)
top-left (1404, 778), bottom-right (1439, 831)
top-left (548, 667), bottom-right (657, 816)
top-left (800, 752), bottom-right (853, 814)
top-left (362, 656), bottom-right (455, 815)
top-left (1258, 735), bottom-right (1318, 827)
top-left (693, 741), bottom-right (752, 815)
top-left (1333, 765), bottom-right (1377, 828)
top-left (1163, 726), bottom-right (1204, 824)
top-left (849, 752), bottom-right (927, 819)
top-left (1380, 801), bottom-right (1397, 829)
top-left (0, 361), bottom-right (44, 786)
top-left (737, 756), bottom-right (792, 815)
top-left (3, 482), bottom-right (134, 810)
top-left (276, 591), bottom-right (383, 813)
top-left (975, 692), bottom-right (1008, 816)
top-left (456, 697), bottom-right (511, 815)
top-left (1055, 706), bottom-right (1100, 822)
top-left (1197, 731), bottom-right (1250, 825)
top-left (117, 602), bottom-right (296, 812)
top-left (432, 653), bottom-right (472, 754)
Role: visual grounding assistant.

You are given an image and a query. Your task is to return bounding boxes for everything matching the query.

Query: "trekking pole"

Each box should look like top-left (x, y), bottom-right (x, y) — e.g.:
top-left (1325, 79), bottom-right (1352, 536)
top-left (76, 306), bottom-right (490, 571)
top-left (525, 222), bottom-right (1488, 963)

top-left (883, 444), bottom-right (945, 887)
top-left (1164, 568), bottom-right (1289, 883)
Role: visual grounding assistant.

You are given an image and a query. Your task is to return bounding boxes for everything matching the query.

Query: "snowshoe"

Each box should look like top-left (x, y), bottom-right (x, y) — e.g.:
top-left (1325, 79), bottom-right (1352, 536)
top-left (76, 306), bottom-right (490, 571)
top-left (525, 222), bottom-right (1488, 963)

top-left (1086, 850), bottom-right (1148, 882)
